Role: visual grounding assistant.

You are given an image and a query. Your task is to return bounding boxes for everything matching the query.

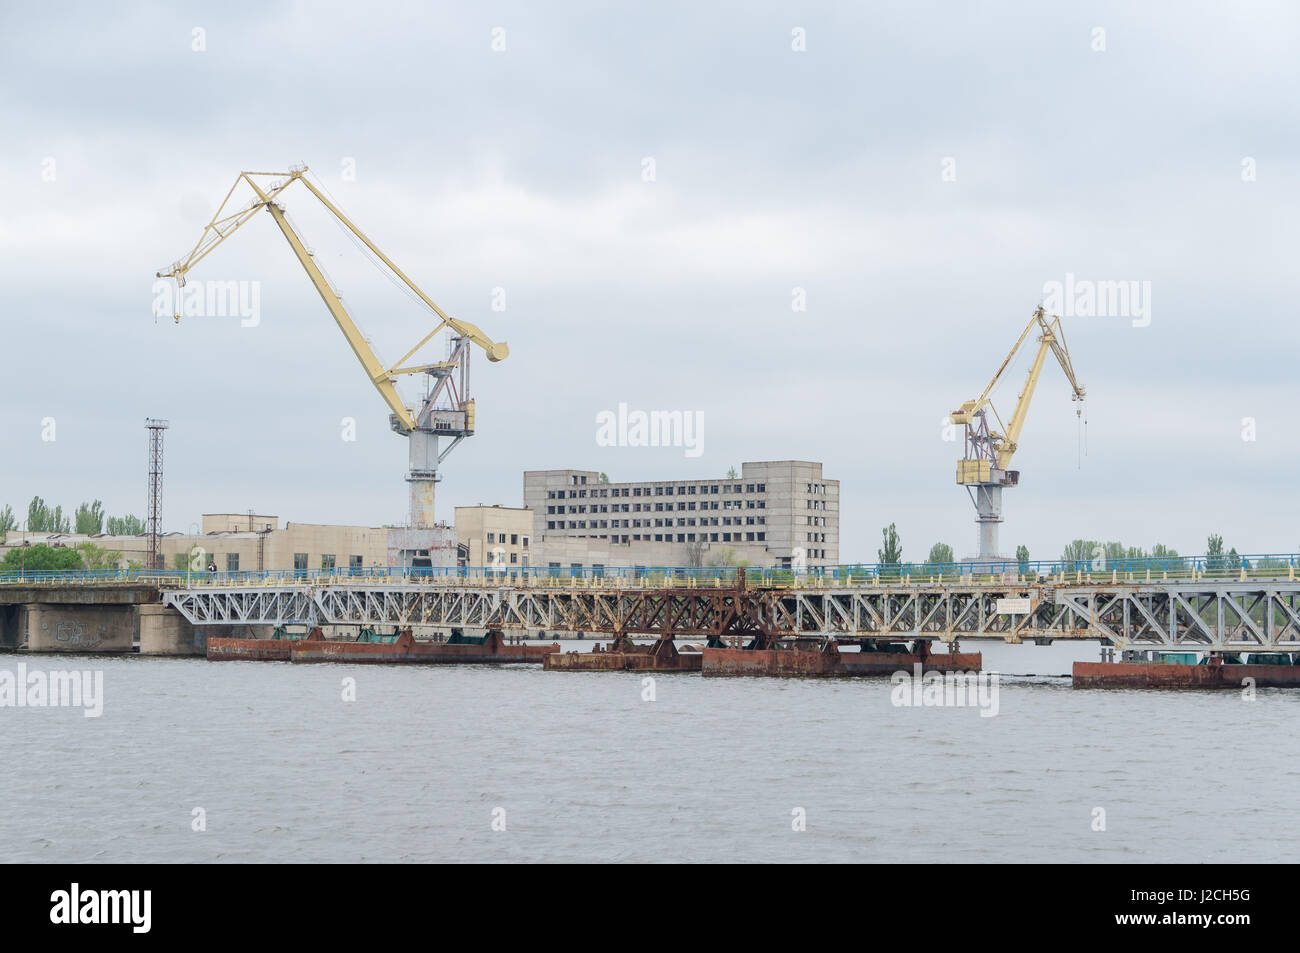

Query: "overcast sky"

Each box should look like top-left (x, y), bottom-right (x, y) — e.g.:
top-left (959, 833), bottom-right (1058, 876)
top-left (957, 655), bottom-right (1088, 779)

top-left (1, 0), bottom-right (1297, 562)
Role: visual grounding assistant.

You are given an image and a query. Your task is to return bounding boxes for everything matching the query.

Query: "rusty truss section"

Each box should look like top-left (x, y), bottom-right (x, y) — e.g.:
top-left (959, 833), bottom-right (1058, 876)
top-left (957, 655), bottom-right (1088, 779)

top-left (307, 586), bottom-right (765, 638)
top-left (160, 580), bottom-right (1300, 652)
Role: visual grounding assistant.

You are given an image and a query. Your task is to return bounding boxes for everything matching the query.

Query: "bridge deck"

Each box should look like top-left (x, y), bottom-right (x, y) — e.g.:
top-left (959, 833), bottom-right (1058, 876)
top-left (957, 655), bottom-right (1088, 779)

top-left (154, 576), bottom-right (1300, 653)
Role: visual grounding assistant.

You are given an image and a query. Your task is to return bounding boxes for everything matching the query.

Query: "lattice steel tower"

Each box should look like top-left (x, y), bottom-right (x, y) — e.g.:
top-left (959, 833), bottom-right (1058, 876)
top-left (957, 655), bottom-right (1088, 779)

top-left (145, 419), bottom-right (169, 570)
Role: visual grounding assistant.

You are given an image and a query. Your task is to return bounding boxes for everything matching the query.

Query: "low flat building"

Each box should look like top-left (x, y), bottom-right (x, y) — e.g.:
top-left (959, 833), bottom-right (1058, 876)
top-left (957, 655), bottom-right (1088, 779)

top-left (523, 460), bottom-right (838, 570)
top-left (0, 513), bottom-right (393, 574)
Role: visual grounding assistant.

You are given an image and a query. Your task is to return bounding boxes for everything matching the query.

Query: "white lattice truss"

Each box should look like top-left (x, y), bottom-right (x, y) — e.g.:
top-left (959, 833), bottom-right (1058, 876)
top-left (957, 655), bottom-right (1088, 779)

top-left (161, 581), bottom-right (1300, 652)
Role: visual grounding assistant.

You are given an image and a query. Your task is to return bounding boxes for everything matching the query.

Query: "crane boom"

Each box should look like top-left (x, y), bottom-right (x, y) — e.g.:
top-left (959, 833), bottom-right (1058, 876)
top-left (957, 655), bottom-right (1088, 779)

top-left (157, 166), bottom-right (508, 533)
top-left (996, 308), bottom-right (1085, 469)
top-left (949, 309), bottom-right (1041, 425)
top-left (156, 167), bottom-right (508, 434)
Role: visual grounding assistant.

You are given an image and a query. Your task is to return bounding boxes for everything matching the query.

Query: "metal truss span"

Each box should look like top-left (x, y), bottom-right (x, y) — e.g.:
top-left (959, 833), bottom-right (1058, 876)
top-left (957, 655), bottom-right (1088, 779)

top-left (163, 587), bottom-right (317, 626)
top-left (160, 581), bottom-right (1300, 652)
top-left (766, 583), bottom-right (1300, 651)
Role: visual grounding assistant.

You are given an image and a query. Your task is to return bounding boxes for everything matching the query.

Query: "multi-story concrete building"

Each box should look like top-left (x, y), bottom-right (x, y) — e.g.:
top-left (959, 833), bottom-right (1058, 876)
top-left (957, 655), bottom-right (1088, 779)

top-left (523, 460), bottom-right (838, 571)
top-left (453, 505), bottom-right (533, 570)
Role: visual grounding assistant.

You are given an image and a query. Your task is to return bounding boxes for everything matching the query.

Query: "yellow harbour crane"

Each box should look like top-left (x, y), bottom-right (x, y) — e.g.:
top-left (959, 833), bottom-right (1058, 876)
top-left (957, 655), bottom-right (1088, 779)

top-left (948, 306), bottom-right (1085, 561)
top-left (157, 165), bottom-right (508, 534)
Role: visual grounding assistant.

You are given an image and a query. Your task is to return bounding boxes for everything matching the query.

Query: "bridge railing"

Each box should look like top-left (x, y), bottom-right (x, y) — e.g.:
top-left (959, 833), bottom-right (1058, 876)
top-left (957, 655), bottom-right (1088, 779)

top-left (1, 552), bottom-right (1297, 588)
top-left (0, 568), bottom-right (190, 586)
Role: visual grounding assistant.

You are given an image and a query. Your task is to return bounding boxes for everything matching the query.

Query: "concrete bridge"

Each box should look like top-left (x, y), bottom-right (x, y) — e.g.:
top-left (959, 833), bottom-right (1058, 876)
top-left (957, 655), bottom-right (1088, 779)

top-left (5, 560), bottom-right (1300, 656)
top-left (0, 580), bottom-right (192, 654)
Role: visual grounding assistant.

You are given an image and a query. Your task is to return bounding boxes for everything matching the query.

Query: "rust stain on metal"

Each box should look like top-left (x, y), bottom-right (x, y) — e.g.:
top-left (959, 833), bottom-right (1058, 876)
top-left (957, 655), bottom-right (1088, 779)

top-left (1073, 659), bottom-right (1300, 689)
top-left (543, 635), bottom-right (703, 672)
top-left (702, 640), bottom-right (983, 678)
top-left (291, 629), bottom-right (558, 664)
top-left (209, 628), bottom-right (559, 665)
top-left (206, 638), bottom-right (293, 662)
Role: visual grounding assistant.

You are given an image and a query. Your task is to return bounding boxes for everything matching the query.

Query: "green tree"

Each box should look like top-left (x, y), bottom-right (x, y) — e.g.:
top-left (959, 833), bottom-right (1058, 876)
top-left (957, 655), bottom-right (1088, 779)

top-left (107, 514), bottom-right (146, 536)
top-left (26, 496), bottom-right (70, 533)
top-left (1, 544), bottom-right (85, 572)
top-left (1062, 539), bottom-right (1100, 565)
top-left (879, 523), bottom-right (903, 565)
top-left (726, 467), bottom-right (738, 479)
top-left (598, 472), bottom-right (609, 483)
top-left (0, 505), bottom-right (16, 536)
top-left (1102, 542), bottom-right (1147, 565)
top-left (1150, 543), bottom-right (1179, 559)
top-left (27, 496), bottom-right (51, 532)
top-left (925, 542), bottom-right (954, 565)
top-left (1016, 544), bottom-right (1030, 574)
top-left (1206, 533), bottom-right (1225, 572)
top-left (710, 546), bottom-right (751, 569)
top-left (74, 500), bottom-right (105, 535)
top-left (76, 543), bottom-right (122, 571)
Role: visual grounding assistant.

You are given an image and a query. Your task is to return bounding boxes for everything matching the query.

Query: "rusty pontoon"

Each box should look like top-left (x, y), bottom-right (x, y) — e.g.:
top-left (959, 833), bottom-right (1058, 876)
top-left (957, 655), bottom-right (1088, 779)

top-left (209, 627), bottom-right (558, 664)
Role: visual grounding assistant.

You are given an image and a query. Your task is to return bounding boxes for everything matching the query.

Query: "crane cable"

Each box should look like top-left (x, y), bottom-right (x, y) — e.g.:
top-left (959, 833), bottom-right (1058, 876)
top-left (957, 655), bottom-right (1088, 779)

top-left (305, 170), bottom-right (449, 400)
top-left (987, 333), bottom-right (1031, 439)
top-left (278, 200), bottom-right (396, 375)
top-left (1077, 402), bottom-right (1088, 469)
top-left (307, 170), bottom-right (442, 327)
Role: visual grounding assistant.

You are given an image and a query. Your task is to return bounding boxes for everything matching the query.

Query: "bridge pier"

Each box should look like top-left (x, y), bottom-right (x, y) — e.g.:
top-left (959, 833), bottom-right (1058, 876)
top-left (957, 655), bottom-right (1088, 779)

top-left (138, 604), bottom-right (204, 656)
top-left (22, 604), bottom-right (135, 653)
top-left (0, 602), bottom-right (203, 655)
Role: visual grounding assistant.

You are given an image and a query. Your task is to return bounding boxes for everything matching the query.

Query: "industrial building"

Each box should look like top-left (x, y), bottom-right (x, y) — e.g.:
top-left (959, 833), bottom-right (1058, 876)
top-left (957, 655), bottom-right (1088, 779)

top-left (0, 459), bottom-right (838, 575)
top-left (453, 505), bottom-right (533, 569)
top-left (0, 507), bottom-right (517, 574)
top-left (523, 461), bottom-right (838, 571)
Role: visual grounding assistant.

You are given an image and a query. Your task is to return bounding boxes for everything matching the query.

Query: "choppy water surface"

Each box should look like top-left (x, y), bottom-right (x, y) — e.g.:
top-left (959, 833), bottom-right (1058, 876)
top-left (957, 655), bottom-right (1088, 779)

top-left (2, 641), bottom-right (1295, 863)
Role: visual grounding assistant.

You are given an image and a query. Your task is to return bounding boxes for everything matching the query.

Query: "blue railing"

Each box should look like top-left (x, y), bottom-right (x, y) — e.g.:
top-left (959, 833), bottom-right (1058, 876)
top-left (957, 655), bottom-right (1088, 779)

top-left (0, 553), bottom-right (1297, 586)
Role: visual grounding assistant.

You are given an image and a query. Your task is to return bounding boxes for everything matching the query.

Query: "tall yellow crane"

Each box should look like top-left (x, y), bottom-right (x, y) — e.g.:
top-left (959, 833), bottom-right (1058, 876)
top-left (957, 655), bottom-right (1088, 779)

top-left (948, 306), bottom-right (1085, 561)
top-left (157, 166), bottom-right (508, 537)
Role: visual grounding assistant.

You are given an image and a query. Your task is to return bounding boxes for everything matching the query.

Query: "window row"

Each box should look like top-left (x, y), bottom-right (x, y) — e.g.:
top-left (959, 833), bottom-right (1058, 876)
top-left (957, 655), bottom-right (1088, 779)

top-left (547, 499), bottom-right (765, 515)
top-left (546, 482), bottom-right (766, 500)
top-left (548, 516), bottom-right (766, 530)
top-left (485, 532), bottom-right (529, 547)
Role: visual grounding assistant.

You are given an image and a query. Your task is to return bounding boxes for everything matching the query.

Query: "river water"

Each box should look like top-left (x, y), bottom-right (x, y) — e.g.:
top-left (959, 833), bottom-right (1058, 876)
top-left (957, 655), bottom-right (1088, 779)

top-left (2, 642), bottom-right (1294, 863)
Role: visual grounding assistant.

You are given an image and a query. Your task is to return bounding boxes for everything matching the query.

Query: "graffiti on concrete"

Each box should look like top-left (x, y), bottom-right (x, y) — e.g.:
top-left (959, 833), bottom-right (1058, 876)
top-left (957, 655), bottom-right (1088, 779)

top-left (43, 619), bottom-right (106, 649)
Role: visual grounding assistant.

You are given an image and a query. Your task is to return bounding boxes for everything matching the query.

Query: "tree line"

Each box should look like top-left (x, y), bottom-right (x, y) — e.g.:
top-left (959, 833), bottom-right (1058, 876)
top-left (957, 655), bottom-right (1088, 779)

top-left (0, 498), bottom-right (146, 537)
top-left (0, 541), bottom-right (126, 572)
top-left (874, 524), bottom-right (1289, 570)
